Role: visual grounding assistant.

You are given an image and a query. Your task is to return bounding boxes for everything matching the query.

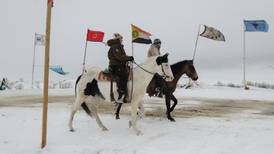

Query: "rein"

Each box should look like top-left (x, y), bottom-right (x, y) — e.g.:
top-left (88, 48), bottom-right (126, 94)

top-left (132, 60), bottom-right (168, 79)
top-left (132, 60), bottom-right (155, 75)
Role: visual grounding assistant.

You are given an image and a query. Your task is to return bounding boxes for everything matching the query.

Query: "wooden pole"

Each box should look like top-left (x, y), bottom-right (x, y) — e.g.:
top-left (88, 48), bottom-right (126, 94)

top-left (32, 33), bottom-right (37, 89)
top-left (41, 0), bottom-right (53, 148)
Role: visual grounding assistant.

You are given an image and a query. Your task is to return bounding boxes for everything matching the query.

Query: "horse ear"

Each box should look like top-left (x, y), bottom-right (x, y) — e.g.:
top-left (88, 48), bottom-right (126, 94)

top-left (156, 56), bottom-right (162, 65)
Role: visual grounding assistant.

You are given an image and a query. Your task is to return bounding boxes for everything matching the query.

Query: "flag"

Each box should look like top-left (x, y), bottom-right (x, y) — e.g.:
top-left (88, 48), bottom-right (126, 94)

top-left (86, 29), bottom-right (105, 42)
top-left (35, 33), bottom-right (45, 46)
top-left (131, 24), bottom-right (152, 44)
top-left (48, 0), bottom-right (54, 7)
top-left (244, 20), bottom-right (269, 32)
top-left (200, 25), bottom-right (225, 41)
top-left (49, 65), bottom-right (68, 75)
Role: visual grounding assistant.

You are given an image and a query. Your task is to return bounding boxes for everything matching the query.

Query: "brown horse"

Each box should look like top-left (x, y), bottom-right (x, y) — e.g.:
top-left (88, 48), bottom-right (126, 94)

top-left (115, 60), bottom-right (198, 121)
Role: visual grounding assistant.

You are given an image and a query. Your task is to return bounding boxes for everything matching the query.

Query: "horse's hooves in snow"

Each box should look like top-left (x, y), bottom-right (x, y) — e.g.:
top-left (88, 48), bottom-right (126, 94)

top-left (101, 127), bottom-right (109, 131)
top-left (69, 128), bottom-right (75, 132)
top-left (168, 117), bottom-right (176, 122)
top-left (115, 114), bottom-right (120, 119)
top-left (135, 130), bottom-right (143, 136)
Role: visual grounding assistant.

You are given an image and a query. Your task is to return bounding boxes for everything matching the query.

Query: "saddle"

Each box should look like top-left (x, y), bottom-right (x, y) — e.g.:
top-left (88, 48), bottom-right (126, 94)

top-left (98, 68), bottom-right (133, 102)
top-left (98, 68), bottom-right (133, 81)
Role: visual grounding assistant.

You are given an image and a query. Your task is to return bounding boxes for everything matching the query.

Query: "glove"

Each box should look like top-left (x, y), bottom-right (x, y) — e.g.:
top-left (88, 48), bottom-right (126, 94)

top-left (128, 56), bottom-right (134, 61)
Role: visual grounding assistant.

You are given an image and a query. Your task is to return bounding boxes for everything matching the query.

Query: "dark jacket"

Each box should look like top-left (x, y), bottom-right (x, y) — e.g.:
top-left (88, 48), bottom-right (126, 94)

top-left (107, 38), bottom-right (131, 66)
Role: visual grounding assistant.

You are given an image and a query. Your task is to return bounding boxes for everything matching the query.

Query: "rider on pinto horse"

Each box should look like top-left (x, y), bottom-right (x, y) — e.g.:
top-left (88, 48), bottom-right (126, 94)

top-left (107, 33), bottom-right (134, 103)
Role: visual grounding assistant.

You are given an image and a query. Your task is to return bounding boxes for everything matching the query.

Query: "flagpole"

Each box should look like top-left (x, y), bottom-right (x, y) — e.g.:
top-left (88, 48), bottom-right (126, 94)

top-left (32, 33), bottom-right (37, 89)
top-left (41, 0), bottom-right (53, 148)
top-left (243, 20), bottom-right (247, 89)
top-left (82, 40), bottom-right (88, 73)
top-left (192, 24), bottom-right (201, 61)
top-left (130, 42), bottom-right (134, 101)
top-left (187, 24), bottom-right (201, 89)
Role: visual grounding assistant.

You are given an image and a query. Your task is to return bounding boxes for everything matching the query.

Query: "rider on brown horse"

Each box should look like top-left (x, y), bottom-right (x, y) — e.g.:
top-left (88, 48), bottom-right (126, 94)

top-left (107, 33), bottom-right (134, 103)
top-left (147, 39), bottom-right (166, 97)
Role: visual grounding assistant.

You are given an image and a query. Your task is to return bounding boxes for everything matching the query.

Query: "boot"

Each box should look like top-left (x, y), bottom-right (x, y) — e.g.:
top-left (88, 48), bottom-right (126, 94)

top-left (123, 94), bottom-right (130, 103)
top-left (117, 92), bottom-right (125, 104)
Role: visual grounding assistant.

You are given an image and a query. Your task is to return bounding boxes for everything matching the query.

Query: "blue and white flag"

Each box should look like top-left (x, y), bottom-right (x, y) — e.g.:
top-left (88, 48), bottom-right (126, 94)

top-left (244, 20), bottom-right (269, 32)
top-left (49, 65), bottom-right (69, 75)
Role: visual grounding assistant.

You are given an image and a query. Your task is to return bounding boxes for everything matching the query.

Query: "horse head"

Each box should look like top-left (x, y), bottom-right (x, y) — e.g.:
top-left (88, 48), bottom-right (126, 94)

top-left (185, 60), bottom-right (198, 81)
top-left (156, 53), bottom-right (174, 81)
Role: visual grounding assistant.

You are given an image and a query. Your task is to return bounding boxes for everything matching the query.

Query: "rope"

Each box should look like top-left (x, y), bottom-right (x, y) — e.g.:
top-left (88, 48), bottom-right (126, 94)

top-left (132, 60), bottom-right (155, 75)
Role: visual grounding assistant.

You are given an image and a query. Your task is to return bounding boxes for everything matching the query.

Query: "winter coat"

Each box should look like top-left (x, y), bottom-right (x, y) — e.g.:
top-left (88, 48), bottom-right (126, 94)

top-left (107, 38), bottom-right (131, 66)
top-left (147, 44), bottom-right (161, 57)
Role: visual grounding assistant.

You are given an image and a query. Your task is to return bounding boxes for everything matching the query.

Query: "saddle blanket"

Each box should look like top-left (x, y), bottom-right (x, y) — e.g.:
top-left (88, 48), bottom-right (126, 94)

top-left (98, 70), bottom-right (133, 81)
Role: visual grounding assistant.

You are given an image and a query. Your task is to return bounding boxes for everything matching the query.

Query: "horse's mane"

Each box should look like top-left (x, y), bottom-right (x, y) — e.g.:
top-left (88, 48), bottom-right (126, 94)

top-left (171, 60), bottom-right (188, 73)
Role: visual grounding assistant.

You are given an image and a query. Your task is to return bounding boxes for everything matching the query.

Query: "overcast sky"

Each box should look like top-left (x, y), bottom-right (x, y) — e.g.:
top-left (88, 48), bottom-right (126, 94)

top-left (2, 0), bottom-right (274, 83)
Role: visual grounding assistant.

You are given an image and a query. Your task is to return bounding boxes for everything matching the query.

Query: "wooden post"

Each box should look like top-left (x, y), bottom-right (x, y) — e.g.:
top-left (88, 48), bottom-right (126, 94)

top-left (41, 0), bottom-right (53, 148)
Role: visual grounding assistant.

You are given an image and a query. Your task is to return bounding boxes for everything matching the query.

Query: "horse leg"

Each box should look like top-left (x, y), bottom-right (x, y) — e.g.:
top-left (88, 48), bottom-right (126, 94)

top-left (68, 96), bottom-right (83, 132)
top-left (129, 99), bottom-right (143, 135)
top-left (137, 100), bottom-right (145, 119)
top-left (85, 97), bottom-right (108, 131)
top-left (115, 103), bottom-right (122, 119)
top-left (170, 94), bottom-right (178, 112)
top-left (165, 94), bottom-right (175, 122)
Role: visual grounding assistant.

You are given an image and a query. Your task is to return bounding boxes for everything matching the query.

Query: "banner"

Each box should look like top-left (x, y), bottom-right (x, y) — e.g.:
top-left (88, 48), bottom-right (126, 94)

top-left (131, 24), bottom-right (152, 44)
top-left (200, 25), bottom-right (225, 41)
top-left (35, 33), bottom-right (45, 46)
top-left (244, 20), bottom-right (269, 32)
top-left (86, 29), bottom-right (105, 42)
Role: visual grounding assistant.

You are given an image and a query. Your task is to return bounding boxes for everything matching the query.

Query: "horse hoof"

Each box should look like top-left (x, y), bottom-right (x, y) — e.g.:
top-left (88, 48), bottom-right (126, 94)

top-left (102, 127), bottom-right (109, 131)
top-left (69, 128), bottom-right (75, 132)
top-left (129, 121), bottom-right (132, 128)
top-left (168, 117), bottom-right (176, 122)
top-left (115, 115), bottom-right (120, 119)
top-left (136, 130), bottom-right (143, 136)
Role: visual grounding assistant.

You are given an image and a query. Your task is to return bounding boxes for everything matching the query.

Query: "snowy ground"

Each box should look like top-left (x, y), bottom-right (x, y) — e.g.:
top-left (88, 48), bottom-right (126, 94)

top-left (0, 86), bottom-right (274, 154)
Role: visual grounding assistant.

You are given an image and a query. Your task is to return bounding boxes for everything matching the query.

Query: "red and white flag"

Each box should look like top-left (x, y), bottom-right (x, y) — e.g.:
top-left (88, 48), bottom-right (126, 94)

top-left (86, 29), bottom-right (105, 42)
top-left (48, 0), bottom-right (54, 7)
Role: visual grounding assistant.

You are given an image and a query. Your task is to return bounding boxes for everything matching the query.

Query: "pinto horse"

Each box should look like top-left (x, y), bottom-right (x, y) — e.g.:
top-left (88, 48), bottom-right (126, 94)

top-left (69, 54), bottom-right (174, 135)
top-left (115, 60), bottom-right (198, 121)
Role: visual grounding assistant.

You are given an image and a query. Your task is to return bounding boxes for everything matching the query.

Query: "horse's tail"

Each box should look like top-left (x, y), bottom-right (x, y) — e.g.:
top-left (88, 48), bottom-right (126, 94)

top-left (75, 74), bottom-right (82, 97)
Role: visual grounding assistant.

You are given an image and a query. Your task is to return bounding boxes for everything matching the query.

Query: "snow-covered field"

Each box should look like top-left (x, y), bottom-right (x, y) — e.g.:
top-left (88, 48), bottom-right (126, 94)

top-left (1, 86), bottom-right (274, 154)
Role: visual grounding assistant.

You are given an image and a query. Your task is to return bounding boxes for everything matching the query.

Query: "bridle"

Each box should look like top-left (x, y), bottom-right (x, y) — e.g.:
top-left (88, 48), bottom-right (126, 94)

top-left (132, 60), bottom-right (169, 79)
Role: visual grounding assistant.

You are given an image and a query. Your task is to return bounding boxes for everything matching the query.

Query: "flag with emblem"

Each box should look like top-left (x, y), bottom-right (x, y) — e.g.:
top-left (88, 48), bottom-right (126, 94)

top-left (244, 20), bottom-right (269, 32)
top-left (200, 25), bottom-right (225, 42)
top-left (86, 29), bottom-right (105, 42)
top-left (131, 24), bottom-right (152, 44)
top-left (35, 33), bottom-right (45, 46)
